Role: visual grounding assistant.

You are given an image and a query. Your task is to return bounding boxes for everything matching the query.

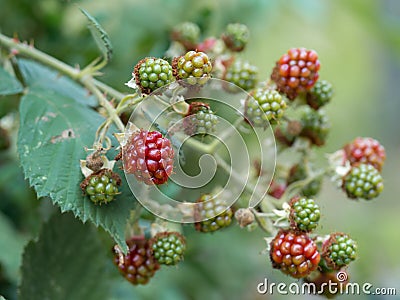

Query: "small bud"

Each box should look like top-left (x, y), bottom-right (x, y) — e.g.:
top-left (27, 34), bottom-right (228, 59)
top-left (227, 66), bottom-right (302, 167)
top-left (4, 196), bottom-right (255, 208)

top-left (234, 208), bottom-right (255, 227)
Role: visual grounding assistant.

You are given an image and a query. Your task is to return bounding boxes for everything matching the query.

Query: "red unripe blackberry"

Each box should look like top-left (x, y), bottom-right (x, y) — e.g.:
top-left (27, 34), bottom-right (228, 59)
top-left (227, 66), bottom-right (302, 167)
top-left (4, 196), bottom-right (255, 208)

top-left (197, 37), bottom-right (217, 53)
top-left (344, 137), bottom-right (386, 172)
top-left (267, 180), bottom-right (287, 199)
top-left (113, 236), bottom-right (160, 285)
top-left (271, 48), bottom-right (320, 100)
top-left (123, 130), bottom-right (174, 185)
top-left (270, 230), bottom-right (320, 278)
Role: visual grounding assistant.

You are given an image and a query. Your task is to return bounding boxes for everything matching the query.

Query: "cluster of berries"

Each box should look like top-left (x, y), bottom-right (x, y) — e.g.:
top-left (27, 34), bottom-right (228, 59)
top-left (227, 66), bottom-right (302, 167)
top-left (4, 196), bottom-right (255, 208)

top-left (113, 232), bottom-right (186, 285)
top-left (341, 137), bottom-right (385, 200)
top-left (112, 193), bottom-right (234, 285)
top-left (269, 196), bottom-right (357, 297)
top-left (76, 21), bottom-right (386, 297)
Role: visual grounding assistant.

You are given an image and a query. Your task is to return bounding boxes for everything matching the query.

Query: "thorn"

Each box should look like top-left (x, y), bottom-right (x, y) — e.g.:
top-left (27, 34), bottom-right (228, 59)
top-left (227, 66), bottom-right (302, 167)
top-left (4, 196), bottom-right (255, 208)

top-left (9, 48), bottom-right (19, 57)
top-left (12, 32), bottom-right (19, 43)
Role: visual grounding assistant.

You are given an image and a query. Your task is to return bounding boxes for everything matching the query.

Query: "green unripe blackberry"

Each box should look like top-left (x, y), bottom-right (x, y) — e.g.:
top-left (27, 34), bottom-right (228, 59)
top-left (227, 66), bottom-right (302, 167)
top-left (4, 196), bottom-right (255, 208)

top-left (194, 194), bottom-right (233, 233)
top-left (80, 169), bottom-right (121, 205)
top-left (343, 163), bottom-right (384, 200)
top-left (322, 233), bottom-right (357, 270)
top-left (287, 164), bottom-right (322, 197)
top-left (306, 80), bottom-right (333, 109)
top-left (173, 50), bottom-right (212, 85)
top-left (299, 105), bottom-right (330, 146)
top-left (171, 22), bottom-right (200, 50)
top-left (221, 23), bottom-right (250, 52)
top-left (289, 196), bottom-right (320, 232)
top-left (133, 57), bottom-right (174, 94)
top-left (244, 88), bottom-right (287, 127)
top-left (224, 60), bottom-right (258, 91)
top-left (184, 102), bottom-right (218, 135)
top-left (149, 232), bottom-right (186, 266)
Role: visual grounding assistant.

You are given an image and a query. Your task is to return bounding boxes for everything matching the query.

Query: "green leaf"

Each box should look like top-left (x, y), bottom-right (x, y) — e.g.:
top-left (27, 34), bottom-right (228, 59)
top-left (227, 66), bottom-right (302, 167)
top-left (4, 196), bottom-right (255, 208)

top-left (17, 59), bottom-right (97, 107)
top-left (17, 85), bottom-right (135, 252)
top-left (0, 212), bottom-right (27, 282)
top-left (0, 66), bottom-right (23, 96)
top-left (80, 8), bottom-right (113, 63)
top-left (19, 212), bottom-right (110, 300)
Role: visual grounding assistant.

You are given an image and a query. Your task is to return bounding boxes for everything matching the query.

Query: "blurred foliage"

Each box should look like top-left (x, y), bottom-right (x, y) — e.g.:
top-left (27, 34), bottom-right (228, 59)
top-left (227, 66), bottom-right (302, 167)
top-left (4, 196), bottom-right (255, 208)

top-left (1, 0), bottom-right (400, 299)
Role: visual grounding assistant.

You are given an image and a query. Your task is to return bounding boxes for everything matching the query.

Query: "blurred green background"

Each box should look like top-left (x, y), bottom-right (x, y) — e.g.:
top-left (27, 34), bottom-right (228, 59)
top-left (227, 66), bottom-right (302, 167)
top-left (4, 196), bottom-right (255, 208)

top-left (1, 0), bottom-right (400, 299)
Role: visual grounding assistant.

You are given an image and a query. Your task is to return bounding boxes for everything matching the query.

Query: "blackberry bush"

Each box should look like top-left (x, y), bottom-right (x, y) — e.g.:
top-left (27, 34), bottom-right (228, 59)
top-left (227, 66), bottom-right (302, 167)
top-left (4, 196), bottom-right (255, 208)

top-left (0, 11), bottom-right (388, 299)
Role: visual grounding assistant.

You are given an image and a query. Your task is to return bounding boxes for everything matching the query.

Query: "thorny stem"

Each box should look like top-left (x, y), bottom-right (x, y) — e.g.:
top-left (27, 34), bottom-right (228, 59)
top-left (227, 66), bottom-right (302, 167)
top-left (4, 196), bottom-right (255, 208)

top-left (214, 153), bottom-right (264, 201)
top-left (0, 32), bottom-right (126, 133)
top-left (81, 76), bottom-right (125, 132)
top-left (208, 116), bottom-right (244, 153)
top-left (279, 169), bottom-right (328, 203)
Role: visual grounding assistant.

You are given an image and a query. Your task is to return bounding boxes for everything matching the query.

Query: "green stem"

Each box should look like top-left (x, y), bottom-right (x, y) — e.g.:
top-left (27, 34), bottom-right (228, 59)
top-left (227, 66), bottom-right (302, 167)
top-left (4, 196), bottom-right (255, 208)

top-left (0, 33), bottom-right (124, 101)
top-left (115, 93), bottom-right (143, 114)
top-left (208, 116), bottom-right (244, 153)
top-left (0, 33), bottom-right (127, 132)
top-left (81, 77), bottom-right (125, 132)
top-left (279, 169), bottom-right (327, 203)
top-left (94, 80), bottom-right (125, 101)
top-left (214, 153), bottom-right (262, 200)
